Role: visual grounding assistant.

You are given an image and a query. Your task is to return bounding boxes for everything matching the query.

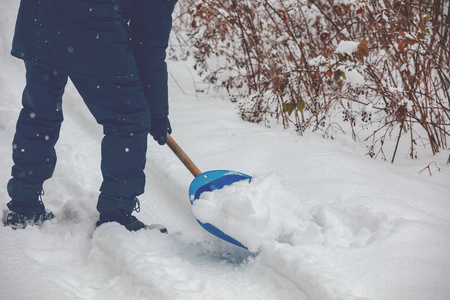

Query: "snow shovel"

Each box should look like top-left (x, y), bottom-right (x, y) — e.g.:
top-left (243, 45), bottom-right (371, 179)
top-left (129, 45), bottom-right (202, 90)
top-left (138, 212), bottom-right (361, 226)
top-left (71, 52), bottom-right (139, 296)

top-left (166, 133), bottom-right (252, 249)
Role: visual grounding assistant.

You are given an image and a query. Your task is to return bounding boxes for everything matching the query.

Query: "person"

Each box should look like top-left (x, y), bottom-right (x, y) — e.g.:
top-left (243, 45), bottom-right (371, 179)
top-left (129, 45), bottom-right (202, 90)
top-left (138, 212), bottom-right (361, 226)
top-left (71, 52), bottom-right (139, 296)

top-left (3, 0), bottom-right (178, 231)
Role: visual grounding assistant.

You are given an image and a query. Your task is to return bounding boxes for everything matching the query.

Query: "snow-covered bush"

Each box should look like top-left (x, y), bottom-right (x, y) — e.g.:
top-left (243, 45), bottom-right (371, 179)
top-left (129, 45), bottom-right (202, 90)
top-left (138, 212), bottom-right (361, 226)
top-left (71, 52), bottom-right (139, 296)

top-left (172, 0), bottom-right (449, 161)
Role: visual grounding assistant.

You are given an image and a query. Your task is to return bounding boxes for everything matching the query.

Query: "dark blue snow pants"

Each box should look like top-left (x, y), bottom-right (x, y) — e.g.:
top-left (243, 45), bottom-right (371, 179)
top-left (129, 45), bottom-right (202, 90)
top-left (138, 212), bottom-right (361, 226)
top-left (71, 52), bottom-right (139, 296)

top-left (8, 61), bottom-right (151, 215)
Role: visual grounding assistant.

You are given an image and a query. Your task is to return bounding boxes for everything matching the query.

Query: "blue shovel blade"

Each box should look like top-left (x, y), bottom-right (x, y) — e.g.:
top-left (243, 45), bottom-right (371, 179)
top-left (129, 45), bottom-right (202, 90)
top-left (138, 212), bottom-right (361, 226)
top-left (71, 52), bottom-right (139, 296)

top-left (188, 170), bottom-right (252, 249)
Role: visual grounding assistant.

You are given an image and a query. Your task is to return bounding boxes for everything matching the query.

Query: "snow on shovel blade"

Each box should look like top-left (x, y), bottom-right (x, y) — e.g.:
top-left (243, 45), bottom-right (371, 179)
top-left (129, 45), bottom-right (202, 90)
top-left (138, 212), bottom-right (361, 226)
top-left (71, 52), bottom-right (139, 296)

top-left (188, 170), bottom-right (252, 249)
top-left (166, 134), bottom-right (252, 250)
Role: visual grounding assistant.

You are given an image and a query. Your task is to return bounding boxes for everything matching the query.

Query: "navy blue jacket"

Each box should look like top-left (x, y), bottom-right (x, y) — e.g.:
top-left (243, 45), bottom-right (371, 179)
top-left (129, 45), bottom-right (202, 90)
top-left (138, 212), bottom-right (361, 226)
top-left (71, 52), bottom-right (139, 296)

top-left (11, 0), bottom-right (177, 119)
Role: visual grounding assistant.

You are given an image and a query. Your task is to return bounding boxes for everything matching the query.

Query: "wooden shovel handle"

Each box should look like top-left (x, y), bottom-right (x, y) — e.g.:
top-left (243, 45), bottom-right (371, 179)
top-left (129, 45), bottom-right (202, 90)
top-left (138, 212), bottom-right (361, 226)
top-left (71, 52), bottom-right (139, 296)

top-left (166, 133), bottom-right (202, 178)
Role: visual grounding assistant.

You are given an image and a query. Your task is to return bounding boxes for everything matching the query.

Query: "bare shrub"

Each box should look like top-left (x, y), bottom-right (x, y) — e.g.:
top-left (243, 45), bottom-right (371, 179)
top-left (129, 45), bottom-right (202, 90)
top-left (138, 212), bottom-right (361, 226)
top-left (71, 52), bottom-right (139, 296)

top-left (172, 0), bottom-right (450, 161)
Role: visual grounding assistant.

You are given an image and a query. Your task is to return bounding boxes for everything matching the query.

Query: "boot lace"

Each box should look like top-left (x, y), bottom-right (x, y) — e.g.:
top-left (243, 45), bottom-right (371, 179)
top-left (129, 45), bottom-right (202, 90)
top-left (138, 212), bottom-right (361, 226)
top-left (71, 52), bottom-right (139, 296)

top-left (133, 197), bottom-right (141, 213)
top-left (38, 188), bottom-right (45, 205)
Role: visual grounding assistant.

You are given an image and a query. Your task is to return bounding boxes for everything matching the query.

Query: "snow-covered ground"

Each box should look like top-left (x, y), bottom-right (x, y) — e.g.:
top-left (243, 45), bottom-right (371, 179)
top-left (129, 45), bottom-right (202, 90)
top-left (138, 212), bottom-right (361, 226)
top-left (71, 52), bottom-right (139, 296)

top-left (1, 2), bottom-right (450, 300)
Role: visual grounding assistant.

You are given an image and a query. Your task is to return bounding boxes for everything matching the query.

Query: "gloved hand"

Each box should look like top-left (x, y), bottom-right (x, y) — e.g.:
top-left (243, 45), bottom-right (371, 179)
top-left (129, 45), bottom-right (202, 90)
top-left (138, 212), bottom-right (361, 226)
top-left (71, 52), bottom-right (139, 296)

top-left (149, 117), bottom-right (172, 145)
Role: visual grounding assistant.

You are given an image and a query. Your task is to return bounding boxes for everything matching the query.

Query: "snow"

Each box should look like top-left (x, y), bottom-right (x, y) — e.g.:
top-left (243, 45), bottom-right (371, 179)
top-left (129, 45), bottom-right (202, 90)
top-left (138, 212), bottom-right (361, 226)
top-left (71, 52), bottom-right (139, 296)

top-left (192, 174), bottom-right (313, 253)
top-left (192, 178), bottom-right (270, 253)
top-left (337, 67), bottom-right (366, 86)
top-left (1, 2), bottom-right (450, 300)
top-left (336, 41), bottom-right (360, 55)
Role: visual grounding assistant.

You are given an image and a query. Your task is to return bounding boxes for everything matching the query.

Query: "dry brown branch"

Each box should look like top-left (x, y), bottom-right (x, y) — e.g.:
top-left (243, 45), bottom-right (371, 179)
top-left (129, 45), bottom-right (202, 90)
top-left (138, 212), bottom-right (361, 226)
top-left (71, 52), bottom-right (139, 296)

top-left (173, 0), bottom-right (450, 160)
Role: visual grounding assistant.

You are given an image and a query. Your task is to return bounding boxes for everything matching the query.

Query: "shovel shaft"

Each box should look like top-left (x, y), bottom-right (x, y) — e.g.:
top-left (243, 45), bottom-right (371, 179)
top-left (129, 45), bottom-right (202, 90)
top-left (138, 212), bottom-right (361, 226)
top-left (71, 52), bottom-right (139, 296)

top-left (166, 133), bottom-right (202, 177)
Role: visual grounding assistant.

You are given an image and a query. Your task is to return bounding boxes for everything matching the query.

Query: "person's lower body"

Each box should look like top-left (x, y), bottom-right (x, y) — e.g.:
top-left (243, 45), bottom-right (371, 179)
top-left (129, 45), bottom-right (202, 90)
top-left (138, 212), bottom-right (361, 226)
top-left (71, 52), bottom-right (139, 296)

top-left (4, 61), bottom-right (152, 230)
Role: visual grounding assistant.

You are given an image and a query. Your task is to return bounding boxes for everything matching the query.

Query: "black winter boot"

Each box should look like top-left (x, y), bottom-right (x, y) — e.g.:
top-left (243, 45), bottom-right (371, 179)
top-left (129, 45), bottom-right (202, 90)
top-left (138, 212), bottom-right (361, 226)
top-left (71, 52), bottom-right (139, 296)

top-left (3, 209), bottom-right (54, 229)
top-left (4, 179), bottom-right (54, 229)
top-left (96, 193), bottom-right (167, 233)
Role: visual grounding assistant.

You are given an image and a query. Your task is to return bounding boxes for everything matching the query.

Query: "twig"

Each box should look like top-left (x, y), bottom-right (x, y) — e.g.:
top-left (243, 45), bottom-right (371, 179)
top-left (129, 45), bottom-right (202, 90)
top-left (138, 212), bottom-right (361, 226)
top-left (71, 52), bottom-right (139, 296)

top-left (169, 71), bottom-right (187, 95)
top-left (418, 161), bottom-right (441, 175)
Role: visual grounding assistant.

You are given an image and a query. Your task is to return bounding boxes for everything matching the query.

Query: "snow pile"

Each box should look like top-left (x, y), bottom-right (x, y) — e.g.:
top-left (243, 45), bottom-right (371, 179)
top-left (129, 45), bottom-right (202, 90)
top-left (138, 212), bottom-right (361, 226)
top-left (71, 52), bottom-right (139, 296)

top-left (309, 204), bottom-right (394, 247)
top-left (192, 174), bottom-right (313, 252)
top-left (191, 178), bottom-right (270, 252)
top-left (191, 171), bottom-right (398, 255)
